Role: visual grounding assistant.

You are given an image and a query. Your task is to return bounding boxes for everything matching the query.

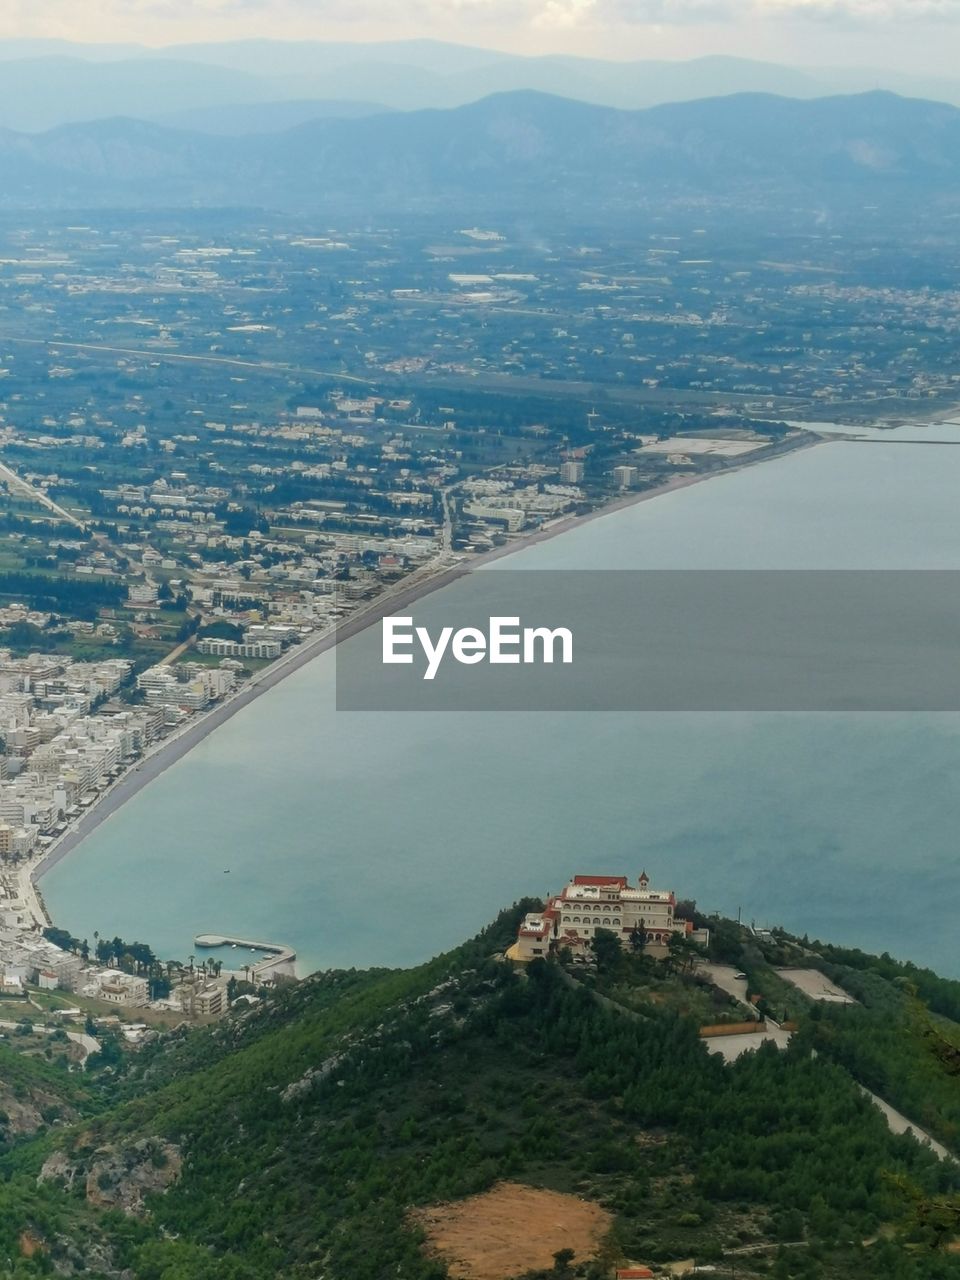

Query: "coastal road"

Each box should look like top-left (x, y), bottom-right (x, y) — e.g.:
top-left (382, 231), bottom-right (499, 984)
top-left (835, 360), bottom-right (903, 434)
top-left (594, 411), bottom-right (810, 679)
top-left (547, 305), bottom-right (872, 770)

top-left (27, 431), bottom-right (821, 914)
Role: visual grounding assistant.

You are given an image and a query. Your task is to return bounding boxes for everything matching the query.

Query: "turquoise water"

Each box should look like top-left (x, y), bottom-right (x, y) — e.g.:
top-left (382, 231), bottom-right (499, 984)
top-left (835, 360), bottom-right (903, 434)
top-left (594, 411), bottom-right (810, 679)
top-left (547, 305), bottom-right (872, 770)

top-left (43, 432), bottom-right (960, 976)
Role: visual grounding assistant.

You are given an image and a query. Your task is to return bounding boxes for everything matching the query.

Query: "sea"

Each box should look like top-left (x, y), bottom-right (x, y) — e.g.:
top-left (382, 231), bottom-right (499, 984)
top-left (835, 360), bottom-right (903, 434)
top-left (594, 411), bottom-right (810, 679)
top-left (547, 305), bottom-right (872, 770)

top-left (42, 422), bottom-right (960, 977)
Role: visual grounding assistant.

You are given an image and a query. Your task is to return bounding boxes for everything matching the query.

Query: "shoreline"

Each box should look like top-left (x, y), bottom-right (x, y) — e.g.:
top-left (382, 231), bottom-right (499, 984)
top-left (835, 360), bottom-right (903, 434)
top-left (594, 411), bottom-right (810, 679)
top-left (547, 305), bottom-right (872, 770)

top-left (21, 429), bottom-right (820, 932)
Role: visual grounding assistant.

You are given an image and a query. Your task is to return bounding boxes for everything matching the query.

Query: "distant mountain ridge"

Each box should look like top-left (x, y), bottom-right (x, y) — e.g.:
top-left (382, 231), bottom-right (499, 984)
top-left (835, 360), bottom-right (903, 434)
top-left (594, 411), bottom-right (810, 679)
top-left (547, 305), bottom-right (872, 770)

top-left (156, 99), bottom-right (391, 136)
top-left (0, 39), bottom-right (959, 132)
top-left (0, 89), bottom-right (958, 213)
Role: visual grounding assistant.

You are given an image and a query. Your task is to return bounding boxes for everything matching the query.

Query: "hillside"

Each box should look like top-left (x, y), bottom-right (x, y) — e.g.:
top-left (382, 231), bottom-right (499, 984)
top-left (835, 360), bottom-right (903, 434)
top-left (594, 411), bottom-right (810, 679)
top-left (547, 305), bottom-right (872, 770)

top-left (0, 907), bottom-right (957, 1277)
top-left (0, 90), bottom-right (958, 213)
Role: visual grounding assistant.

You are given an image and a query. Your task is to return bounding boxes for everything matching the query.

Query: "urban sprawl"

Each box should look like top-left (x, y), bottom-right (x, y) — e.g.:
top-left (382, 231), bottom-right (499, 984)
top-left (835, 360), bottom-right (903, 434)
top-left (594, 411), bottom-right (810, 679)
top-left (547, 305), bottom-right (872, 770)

top-left (0, 206), bottom-right (955, 1036)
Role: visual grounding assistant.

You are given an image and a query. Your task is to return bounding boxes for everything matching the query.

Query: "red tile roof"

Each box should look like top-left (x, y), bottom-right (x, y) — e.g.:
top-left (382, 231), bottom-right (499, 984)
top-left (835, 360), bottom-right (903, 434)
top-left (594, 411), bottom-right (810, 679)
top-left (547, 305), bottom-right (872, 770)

top-left (519, 921), bottom-right (551, 939)
top-left (572, 874), bottom-right (627, 886)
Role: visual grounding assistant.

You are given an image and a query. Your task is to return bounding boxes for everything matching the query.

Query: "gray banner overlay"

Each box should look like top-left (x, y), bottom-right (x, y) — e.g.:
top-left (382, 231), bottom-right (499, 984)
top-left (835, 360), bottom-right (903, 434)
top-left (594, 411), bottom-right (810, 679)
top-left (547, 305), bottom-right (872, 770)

top-left (335, 570), bottom-right (960, 711)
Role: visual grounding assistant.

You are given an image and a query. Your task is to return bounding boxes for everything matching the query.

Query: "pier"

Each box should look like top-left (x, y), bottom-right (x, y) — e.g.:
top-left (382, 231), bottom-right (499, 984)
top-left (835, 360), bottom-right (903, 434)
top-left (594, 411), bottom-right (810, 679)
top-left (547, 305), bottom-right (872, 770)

top-left (194, 933), bottom-right (297, 977)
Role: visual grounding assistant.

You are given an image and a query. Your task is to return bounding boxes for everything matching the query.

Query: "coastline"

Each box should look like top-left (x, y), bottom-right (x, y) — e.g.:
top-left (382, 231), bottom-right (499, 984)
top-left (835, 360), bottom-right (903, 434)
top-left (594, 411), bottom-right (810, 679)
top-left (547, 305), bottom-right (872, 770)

top-left (22, 429), bottom-right (821, 929)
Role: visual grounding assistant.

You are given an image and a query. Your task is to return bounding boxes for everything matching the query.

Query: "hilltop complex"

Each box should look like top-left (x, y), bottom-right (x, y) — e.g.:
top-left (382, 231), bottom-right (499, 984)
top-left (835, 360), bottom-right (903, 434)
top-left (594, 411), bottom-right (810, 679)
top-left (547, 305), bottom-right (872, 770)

top-left (512, 870), bottom-right (710, 961)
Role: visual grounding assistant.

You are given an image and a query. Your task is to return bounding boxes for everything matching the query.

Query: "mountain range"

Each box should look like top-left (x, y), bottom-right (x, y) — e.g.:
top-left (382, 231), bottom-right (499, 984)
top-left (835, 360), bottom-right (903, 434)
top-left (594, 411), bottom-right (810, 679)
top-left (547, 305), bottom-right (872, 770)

top-left (0, 39), bottom-right (959, 133)
top-left (0, 89), bottom-right (958, 214)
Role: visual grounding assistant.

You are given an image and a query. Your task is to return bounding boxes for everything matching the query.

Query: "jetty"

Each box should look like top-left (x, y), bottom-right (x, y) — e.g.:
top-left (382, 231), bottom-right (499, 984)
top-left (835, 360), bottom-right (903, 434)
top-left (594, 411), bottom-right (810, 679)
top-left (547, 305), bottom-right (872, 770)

top-left (194, 933), bottom-right (297, 978)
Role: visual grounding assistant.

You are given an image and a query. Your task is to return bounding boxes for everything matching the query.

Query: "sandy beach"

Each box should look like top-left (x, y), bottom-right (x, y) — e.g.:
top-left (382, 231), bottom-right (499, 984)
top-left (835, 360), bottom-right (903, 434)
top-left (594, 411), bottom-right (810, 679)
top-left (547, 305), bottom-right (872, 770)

top-left (21, 429), bottom-right (819, 925)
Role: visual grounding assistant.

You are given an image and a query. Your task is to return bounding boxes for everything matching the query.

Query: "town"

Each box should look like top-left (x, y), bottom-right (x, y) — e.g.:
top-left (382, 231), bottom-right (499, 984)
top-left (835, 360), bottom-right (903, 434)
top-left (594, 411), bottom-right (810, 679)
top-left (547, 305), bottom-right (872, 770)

top-left (0, 644), bottom-right (300, 1044)
top-left (0, 206), bottom-right (957, 1052)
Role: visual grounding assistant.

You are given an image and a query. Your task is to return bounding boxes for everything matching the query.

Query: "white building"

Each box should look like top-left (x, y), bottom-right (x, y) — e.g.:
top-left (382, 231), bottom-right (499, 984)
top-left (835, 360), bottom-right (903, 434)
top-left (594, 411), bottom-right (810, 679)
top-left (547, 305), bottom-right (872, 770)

top-left (128, 579), bottom-right (159, 606)
top-left (560, 461), bottom-right (585, 483)
top-left (462, 501), bottom-right (525, 532)
top-left (513, 871), bottom-right (709, 961)
top-left (137, 664), bottom-right (235, 711)
top-left (196, 637), bottom-right (282, 659)
top-left (94, 972), bottom-right (149, 1007)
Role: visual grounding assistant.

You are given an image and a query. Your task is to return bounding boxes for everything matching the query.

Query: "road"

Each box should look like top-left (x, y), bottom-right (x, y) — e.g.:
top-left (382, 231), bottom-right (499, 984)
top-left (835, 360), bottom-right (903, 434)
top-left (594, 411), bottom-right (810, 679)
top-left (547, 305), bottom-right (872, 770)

top-left (858, 1086), bottom-right (952, 1161)
top-left (159, 636), bottom-right (196, 666)
top-left (0, 458), bottom-right (85, 529)
top-left (1, 334), bottom-right (373, 386)
top-left (696, 962), bottom-right (757, 1015)
top-left (0, 1019), bottom-right (100, 1065)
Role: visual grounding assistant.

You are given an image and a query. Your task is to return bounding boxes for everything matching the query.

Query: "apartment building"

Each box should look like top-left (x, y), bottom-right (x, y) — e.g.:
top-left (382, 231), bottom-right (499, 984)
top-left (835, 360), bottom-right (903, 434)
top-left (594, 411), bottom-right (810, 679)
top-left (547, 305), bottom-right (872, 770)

top-left (196, 636), bottom-right (282, 659)
top-left (92, 972), bottom-right (149, 1007)
top-left (137, 663), bottom-right (236, 711)
top-left (0, 824), bottom-right (37, 858)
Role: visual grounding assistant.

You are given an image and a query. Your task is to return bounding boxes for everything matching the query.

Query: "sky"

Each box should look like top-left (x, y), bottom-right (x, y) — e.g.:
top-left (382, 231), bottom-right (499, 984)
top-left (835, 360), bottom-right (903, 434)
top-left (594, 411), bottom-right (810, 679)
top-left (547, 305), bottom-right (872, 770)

top-left (0, 0), bottom-right (955, 74)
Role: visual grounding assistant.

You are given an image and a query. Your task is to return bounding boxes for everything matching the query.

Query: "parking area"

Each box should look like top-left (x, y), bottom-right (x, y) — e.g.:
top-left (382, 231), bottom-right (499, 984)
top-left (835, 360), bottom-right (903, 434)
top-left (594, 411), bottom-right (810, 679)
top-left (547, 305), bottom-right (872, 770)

top-left (705, 1023), bottom-right (793, 1062)
top-left (696, 962), bottom-right (756, 1014)
top-left (776, 968), bottom-right (857, 1004)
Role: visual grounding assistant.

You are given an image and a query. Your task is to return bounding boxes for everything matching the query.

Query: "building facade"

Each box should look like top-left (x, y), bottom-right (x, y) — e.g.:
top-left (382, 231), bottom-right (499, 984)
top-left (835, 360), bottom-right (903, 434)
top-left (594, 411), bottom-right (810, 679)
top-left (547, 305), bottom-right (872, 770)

top-left (513, 871), bottom-right (709, 961)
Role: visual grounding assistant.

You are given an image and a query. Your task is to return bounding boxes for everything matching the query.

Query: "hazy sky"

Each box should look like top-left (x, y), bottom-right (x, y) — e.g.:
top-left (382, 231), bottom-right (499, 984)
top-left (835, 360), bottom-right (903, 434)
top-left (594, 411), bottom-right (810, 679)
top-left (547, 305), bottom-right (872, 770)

top-left (0, 0), bottom-right (955, 74)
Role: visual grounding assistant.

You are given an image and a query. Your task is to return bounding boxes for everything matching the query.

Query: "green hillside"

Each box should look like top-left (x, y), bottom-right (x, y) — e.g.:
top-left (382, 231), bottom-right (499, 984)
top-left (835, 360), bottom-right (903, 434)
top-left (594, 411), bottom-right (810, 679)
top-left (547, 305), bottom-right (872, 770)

top-left (0, 906), bottom-right (957, 1278)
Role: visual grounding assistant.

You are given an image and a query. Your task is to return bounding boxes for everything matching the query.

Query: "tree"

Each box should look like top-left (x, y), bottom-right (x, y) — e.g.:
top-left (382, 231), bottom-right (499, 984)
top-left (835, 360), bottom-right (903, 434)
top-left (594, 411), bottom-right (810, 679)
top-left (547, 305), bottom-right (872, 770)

top-left (552, 1248), bottom-right (575, 1275)
top-left (590, 927), bottom-right (621, 973)
top-left (666, 932), bottom-right (702, 975)
top-left (43, 926), bottom-right (81, 953)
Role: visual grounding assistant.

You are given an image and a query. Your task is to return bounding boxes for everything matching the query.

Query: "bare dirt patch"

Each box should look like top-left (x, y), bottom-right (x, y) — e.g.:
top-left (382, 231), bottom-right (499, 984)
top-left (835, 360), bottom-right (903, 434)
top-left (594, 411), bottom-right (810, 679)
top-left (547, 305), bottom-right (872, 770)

top-left (412, 1181), bottom-right (612, 1280)
top-left (775, 968), bottom-right (857, 1004)
top-left (19, 1232), bottom-right (43, 1259)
